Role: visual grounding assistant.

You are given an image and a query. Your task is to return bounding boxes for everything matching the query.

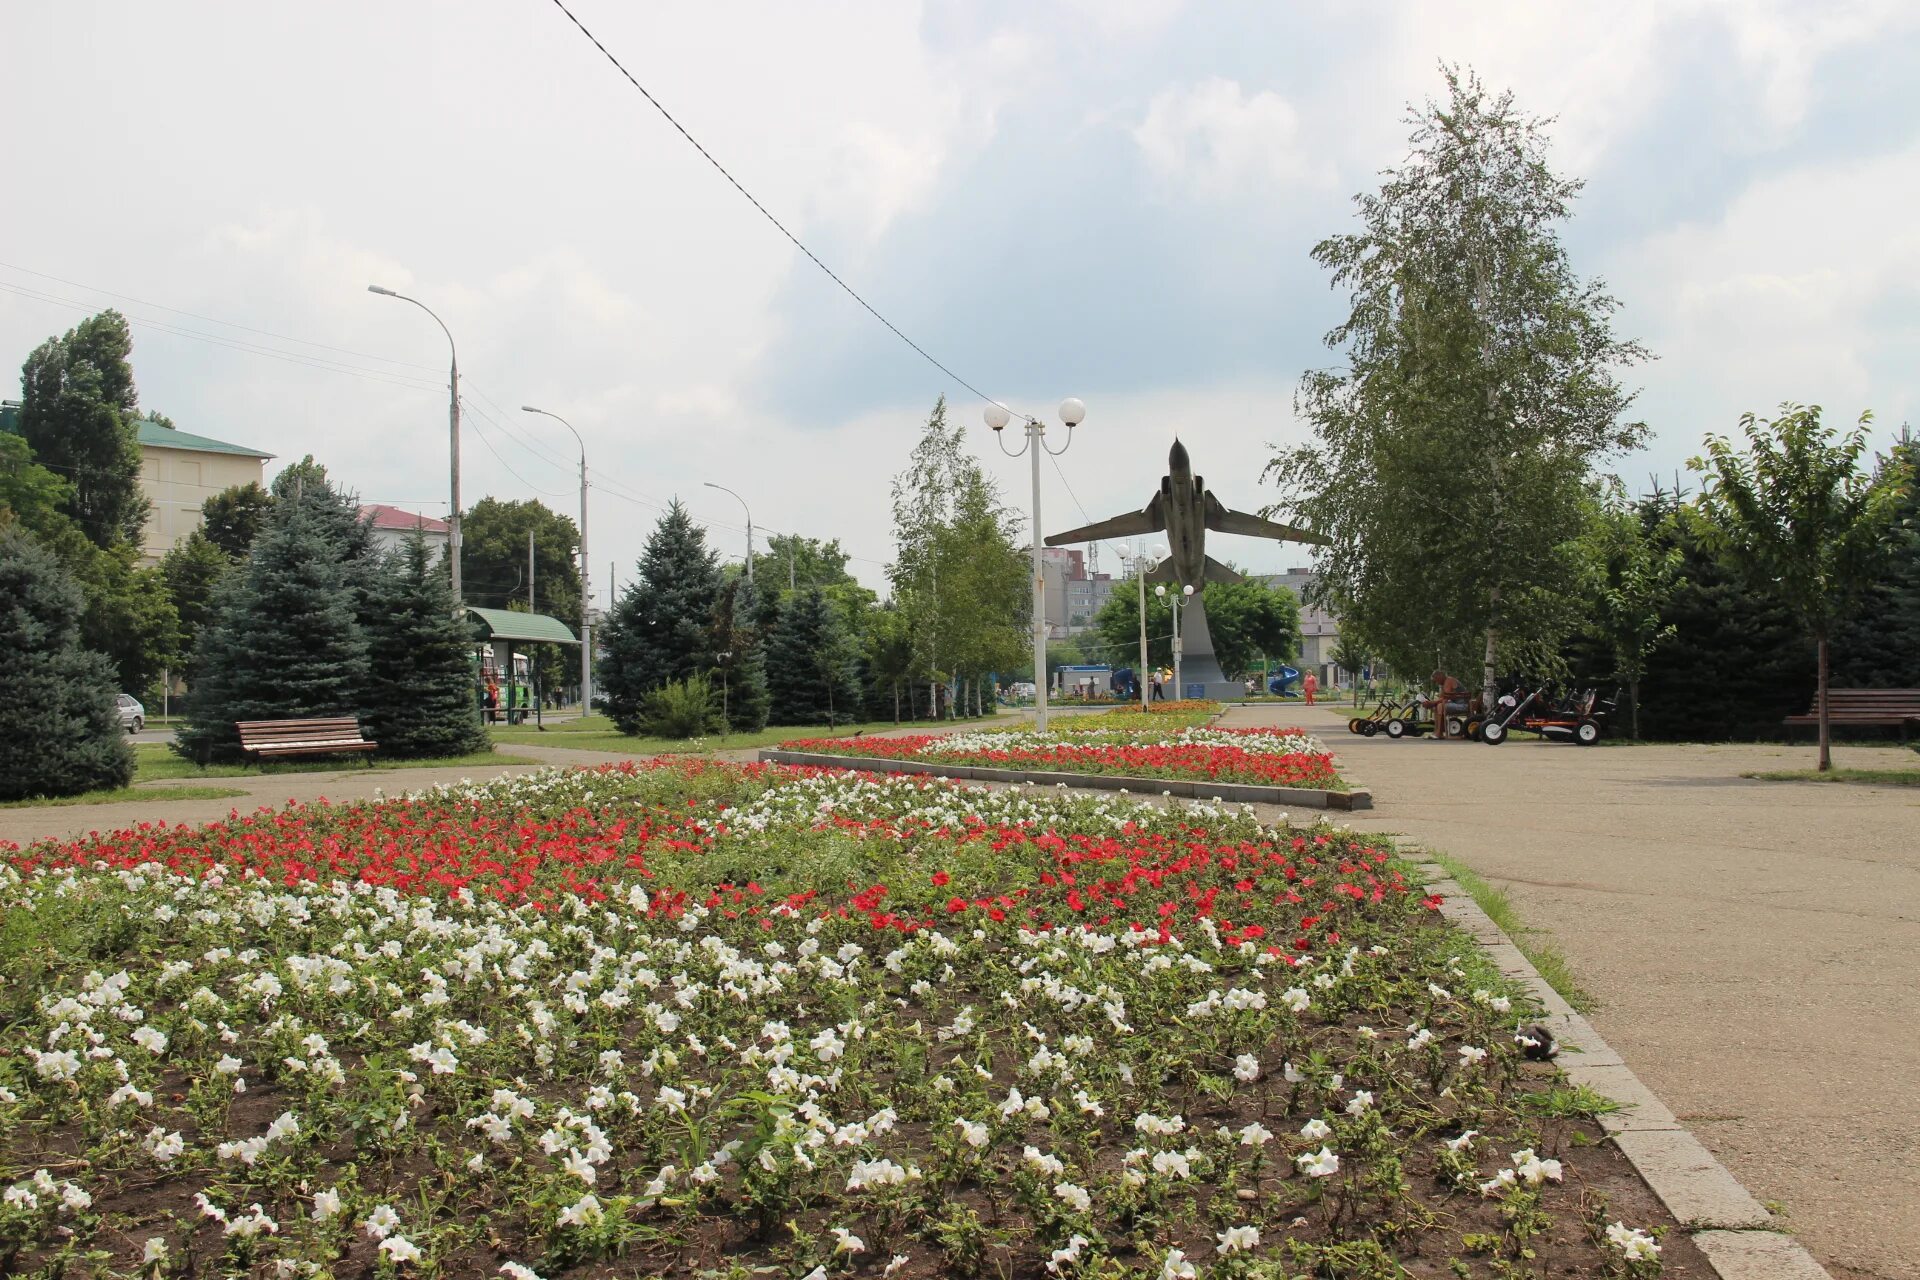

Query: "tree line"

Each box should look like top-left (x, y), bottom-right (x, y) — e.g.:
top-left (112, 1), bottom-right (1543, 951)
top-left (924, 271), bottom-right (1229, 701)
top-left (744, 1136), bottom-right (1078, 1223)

top-left (1270, 67), bottom-right (1916, 765)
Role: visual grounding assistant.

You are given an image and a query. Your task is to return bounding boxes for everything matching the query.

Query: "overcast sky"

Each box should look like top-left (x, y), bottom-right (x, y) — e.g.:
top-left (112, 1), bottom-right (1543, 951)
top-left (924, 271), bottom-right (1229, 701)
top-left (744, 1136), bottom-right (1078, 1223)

top-left (3, 0), bottom-right (1915, 603)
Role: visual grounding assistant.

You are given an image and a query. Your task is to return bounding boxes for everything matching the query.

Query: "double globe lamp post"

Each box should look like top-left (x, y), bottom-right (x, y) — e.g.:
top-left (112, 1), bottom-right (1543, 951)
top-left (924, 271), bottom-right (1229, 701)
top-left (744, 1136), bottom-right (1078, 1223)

top-left (985, 397), bottom-right (1085, 733)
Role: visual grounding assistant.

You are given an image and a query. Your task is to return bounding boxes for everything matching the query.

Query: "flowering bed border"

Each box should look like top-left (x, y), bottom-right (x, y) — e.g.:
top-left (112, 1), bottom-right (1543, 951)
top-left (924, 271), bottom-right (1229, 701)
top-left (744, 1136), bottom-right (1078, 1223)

top-left (755, 748), bottom-right (1372, 811)
top-left (1406, 844), bottom-right (1834, 1280)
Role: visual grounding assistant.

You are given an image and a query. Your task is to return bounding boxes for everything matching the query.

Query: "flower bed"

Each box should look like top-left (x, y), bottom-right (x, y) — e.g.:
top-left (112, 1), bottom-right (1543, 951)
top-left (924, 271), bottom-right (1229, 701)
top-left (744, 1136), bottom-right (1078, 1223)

top-left (0, 761), bottom-right (1685, 1277)
top-left (781, 725), bottom-right (1344, 789)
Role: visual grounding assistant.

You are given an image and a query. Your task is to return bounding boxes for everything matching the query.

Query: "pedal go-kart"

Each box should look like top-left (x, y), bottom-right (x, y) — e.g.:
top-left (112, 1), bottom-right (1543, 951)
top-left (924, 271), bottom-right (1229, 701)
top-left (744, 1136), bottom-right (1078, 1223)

top-left (1479, 686), bottom-right (1613, 745)
top-left (1348, 697), bottom-right (1412, 736)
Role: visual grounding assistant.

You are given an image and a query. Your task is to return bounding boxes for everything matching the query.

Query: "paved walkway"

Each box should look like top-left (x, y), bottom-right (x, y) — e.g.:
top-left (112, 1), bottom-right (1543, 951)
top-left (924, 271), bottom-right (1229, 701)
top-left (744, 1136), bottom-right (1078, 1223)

top-left (1224, 701), bottom-right (1920, 1280)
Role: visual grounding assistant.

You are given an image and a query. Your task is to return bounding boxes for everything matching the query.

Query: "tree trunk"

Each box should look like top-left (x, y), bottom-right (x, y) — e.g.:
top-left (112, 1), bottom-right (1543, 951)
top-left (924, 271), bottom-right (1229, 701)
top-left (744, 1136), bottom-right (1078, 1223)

top-left (1480, 586), bottom-right (1502, 736)
top-left (893, 680), bottom-right (901, 724)
top-left (1817, 631), bottom-right (1831, 772)
top-left (1629, 676), bottom-right (1641, 741)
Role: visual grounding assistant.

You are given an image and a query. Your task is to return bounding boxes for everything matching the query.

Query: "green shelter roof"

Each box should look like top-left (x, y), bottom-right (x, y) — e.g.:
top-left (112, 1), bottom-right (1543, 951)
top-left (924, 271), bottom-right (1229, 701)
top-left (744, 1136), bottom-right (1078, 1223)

top-left (463, 606), bottom-right (579, 645)
top-left (135, 419), bottom-right (273, 458)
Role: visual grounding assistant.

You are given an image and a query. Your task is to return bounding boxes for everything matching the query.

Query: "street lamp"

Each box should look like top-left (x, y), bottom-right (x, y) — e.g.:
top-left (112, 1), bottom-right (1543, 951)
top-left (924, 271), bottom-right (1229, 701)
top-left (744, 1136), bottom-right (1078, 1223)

top-left (1137, 541), bottom-right (1166, 709)
top-left (368, 285), bottom-right (463, 604)
top-left (1156, 580), bottom-right (1196, 697)
top-left (521, 406), bottom-right (591, 715)
top-left (987, 397), bottom-right (1086, 733)
top-left (702, 482), bottom-right (753, 584)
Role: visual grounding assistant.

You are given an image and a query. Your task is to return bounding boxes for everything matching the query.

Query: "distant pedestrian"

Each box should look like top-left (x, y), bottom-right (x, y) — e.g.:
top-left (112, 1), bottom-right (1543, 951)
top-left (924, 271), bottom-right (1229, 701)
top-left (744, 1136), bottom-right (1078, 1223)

top-left (1303, 671), bottom-right (1318, 705)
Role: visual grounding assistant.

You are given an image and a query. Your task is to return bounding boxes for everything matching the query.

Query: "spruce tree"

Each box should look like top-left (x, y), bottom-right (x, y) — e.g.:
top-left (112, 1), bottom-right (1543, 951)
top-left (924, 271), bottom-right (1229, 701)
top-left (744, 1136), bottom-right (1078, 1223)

top-left (0, 525), bottom-right (134, 799)
top-left (361, 533), bottom-right (489, 759)
top-left (1831, 435), bottom-right (1920, 689)
top-left (598, 500), bottom-right (721, 733)
top-left (177, 501), bottom-right (370, 763)
top-left (713, 576), bottom-right (770, 733)
top-left (766, 586), bottom-right (863, 726)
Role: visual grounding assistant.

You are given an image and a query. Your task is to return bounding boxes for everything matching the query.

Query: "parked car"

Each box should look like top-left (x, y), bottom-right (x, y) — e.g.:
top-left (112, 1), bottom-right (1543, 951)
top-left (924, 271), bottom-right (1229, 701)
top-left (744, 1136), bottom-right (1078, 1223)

top-left (116, 693), bottom-right (145, 734)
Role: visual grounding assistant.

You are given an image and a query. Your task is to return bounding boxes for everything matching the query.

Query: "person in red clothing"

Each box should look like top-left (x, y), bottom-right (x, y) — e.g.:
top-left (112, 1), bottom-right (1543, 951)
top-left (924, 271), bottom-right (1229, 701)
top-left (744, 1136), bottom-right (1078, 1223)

top-left (1302, 671), bottom-right (1318, 705)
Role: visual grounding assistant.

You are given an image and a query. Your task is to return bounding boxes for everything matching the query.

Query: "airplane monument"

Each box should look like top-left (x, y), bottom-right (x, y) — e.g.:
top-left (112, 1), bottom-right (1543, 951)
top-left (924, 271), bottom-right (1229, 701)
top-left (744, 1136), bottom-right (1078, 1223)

top-left (1045, 439), bottom-right (1323, 700)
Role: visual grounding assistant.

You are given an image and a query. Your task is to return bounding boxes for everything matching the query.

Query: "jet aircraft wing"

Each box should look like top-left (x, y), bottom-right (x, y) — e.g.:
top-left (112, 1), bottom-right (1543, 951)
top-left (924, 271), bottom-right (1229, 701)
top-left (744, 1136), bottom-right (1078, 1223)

top-left (1203, 493), bottom-right (1325, 545)
top-left (1045, 491), bottom-right (1165, 546)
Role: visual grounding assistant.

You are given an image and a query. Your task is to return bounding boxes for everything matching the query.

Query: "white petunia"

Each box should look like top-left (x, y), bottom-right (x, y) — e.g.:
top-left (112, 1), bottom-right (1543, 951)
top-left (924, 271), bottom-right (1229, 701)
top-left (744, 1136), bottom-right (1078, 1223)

top-left (1215, 1224), bottom-right (1260, 1254)
top-left (1300, 1118), bottom-right (1333, 1141)
top-left (1296, 1146), bottom-right (1340, 1178)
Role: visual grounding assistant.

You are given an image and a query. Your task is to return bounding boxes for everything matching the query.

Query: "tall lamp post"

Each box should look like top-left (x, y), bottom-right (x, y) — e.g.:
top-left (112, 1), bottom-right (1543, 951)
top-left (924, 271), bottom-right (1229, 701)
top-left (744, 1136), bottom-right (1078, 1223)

top-left (368, 285), bottom-right (463, 603)
top-left (521, 406), bottom-right (591, 714)
top-left (1156, 581), bottom-right (1196, 697)
top-left (986, 397), bottom-right (1086, 733)
top-left (1138, 541), bottom-right (1165, 709)
top-left (702, 482), bottom-right (754, 584)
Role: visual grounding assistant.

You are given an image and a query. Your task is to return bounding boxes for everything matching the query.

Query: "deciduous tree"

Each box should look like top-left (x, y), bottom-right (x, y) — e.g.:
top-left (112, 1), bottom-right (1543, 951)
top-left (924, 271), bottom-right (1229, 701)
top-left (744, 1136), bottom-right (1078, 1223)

top-left (16, 310), bottom-right (149, 549)
top-left (201, 481), bottom-right (274, 557)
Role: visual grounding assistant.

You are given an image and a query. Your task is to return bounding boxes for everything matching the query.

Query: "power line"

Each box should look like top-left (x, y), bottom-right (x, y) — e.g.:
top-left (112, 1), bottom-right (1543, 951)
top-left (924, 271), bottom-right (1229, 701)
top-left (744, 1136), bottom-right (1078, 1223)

top-left (543, 0), bottom-right (1037, 426)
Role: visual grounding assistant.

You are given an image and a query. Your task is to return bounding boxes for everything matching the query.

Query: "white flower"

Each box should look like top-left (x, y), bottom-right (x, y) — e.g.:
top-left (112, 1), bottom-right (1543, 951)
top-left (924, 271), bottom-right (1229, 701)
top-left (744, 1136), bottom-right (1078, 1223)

top-left (884, 1257), bottom-right (911, 1277)
top-left (142, 1237), bottom-right (169, 1265)
top-left (1511, 1148), bottom-right (1564, 1185)
top-left (830, 1226), bottom-right (865, 1255)
top-left (1046, 1233), bottom-right (1090, 1274)
top-left (313, 1188), bottom-right (342, 1220)
top-left (1458, 1045), bottom-right (1487, 1065)
top-left (362, 1204), bottom-right (403, 1239)
top-left (1023, 1146), bottom-right (1065, 1177)
top-left (1233, 1053), bottom-right (1260, 1081)
top-left (1300, 1118), bottom-right (1332, 1141)
top-left (1280, 987), bottom-right (1311, 1012)
top-left (1296, 1146), bottom-right (1340, 1178)
top-left (1345, 1090), bottom-right (1374, 1115)
top-left (379, 1236), bottom-right (423, 1265)
top-left (1053, 1181), bottom-right (1091, 1213)
top-left (131, 1026), bottom-right (168, 1055)
top-left (1215, 1224), bottom-right (1260, 1254)
top-left (1443, 1130), bottom-right (1478, 1152)
top-left (215, 1055), bottom-right (243, 1074)
top-left (560, 1151), bottom-right (597, 1184)
top-left (954, 1119), bottom-right (989, 1148)
top-left (1160, 1249), bottom-right (1197, 1279)
top-left (556, 1194), bottom-right (604, 1228)
top-left (144, 1127), bottom-right (185, 1163)
top-left (1238, 1122), bottom-right (1273, 1147)
top-left (500, 1265), bottom-right (543, 1280)
top-left (1605, 1222), bottom-right (1661, 1261)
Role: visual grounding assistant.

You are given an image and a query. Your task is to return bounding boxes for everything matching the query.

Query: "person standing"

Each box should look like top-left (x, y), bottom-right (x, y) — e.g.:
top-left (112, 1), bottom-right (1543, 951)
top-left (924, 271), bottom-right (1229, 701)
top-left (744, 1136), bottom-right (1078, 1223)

top-left (1302, 670), bottom-right (1318, 705)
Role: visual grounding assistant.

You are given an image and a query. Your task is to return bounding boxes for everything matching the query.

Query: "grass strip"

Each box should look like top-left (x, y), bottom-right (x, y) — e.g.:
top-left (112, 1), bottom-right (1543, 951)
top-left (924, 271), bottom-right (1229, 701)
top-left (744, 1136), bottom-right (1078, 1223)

top-left (1, 783), bottom-right (249, 810)
top-left (1424, 848), bottom-right (1597, 1014)
top-left (134, 745), bottom-right (535, 781)
top-left (486, 713), bottom-right (1005, 755)
top-left (1741, 767), bottom-right (1920, 786)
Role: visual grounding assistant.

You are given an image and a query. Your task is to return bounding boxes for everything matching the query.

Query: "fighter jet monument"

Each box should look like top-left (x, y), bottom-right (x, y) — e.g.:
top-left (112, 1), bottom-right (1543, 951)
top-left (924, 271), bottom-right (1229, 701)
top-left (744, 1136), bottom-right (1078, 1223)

top-left (1045, 439), bottom-right (1322, 699)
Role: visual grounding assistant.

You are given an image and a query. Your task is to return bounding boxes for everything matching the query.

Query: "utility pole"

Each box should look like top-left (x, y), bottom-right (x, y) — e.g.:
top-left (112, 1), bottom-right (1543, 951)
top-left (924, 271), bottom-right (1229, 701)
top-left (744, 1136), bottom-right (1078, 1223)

top-left (368, 285), bottom-right (461, 605)
top-left (527, 529), bottom-right (535, 611)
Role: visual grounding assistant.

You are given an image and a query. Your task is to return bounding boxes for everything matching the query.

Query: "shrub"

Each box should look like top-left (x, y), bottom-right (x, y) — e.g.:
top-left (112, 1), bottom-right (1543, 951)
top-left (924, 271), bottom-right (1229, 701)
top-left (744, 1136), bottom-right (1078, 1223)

top-left (640, 674), bottom-right (722, 739)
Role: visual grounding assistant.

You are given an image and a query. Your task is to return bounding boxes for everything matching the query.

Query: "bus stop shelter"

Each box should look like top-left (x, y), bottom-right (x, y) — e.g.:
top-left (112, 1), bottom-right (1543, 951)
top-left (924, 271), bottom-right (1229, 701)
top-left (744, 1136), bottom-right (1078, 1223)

top-left (462, 606), bottom-right (579, 727)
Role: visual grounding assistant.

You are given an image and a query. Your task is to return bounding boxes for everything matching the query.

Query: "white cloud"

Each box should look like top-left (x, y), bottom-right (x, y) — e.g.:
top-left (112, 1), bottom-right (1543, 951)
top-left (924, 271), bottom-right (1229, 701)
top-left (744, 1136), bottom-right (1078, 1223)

top-left (1132, 78), bottom-right (1332, 198)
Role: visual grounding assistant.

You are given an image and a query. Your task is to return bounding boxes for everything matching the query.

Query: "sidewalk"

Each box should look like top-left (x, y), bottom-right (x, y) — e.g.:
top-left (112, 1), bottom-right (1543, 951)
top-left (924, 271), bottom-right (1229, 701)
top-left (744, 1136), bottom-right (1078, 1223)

top-left (1224, 701), bottom-right (1920, 1280)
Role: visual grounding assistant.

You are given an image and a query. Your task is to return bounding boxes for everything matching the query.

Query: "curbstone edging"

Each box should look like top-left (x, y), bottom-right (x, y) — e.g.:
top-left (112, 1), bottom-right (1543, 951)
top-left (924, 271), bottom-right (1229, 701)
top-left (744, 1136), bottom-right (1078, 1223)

top-left (1406, 854), bottom-right (1832, 1279)
top-left (754, 749), bottom-right (1370, 811)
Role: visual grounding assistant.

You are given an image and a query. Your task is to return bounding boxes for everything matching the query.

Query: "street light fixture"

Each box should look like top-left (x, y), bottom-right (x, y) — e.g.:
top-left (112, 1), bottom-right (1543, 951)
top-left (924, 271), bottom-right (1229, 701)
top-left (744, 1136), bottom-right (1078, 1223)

top-left (521, 406), bottom-right (592, 715)
top-left (987, 397), bottom-right (1086, 733)
top-left (702, 482), bottom-right (754, 585)
top-left (368, 284), bottom-right (463, 604)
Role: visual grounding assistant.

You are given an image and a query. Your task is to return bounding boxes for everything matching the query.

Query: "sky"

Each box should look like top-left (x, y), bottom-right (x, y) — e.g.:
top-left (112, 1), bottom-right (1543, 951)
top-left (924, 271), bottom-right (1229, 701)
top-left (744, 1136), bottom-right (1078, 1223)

top-left (3, 0), bottom-right (1916, 605)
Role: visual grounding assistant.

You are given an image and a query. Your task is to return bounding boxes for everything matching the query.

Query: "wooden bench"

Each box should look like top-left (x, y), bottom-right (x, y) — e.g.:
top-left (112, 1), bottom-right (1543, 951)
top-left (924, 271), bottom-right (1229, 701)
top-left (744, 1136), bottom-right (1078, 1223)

top-left (237, 717), bottom-right (378, 763)
top-left (1782, 688), bottom-right (1920, 736)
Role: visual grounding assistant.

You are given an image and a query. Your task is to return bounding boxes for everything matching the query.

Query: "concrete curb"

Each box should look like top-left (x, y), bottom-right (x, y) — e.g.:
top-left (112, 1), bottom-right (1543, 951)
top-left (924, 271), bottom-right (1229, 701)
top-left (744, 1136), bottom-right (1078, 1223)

top-left (754, 749), bottom-right (1371, 811)
top-left (1407, 849), bottom-right (1832, 1279)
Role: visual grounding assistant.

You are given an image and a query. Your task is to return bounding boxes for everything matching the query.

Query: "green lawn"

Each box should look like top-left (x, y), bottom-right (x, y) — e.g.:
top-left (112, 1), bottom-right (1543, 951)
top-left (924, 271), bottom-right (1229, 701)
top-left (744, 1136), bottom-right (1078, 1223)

top-left (487, 712), bottom-right (1006, 755)
top-left (134, 744), bottom-right (534, 781)
top-left (0, 783), bottom-right (249, 811)
top-left (1743, 767), bottom-right (1920, 786)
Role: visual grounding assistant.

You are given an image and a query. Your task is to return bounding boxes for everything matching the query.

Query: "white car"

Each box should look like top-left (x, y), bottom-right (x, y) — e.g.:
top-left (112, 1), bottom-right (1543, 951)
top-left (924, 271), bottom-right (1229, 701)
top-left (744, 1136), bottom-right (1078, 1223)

top-left (117, 693), bottom-right (145, 734)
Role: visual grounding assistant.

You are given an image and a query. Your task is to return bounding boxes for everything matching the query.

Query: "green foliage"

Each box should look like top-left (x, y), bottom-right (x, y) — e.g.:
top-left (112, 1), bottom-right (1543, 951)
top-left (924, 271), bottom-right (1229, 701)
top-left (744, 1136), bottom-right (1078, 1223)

top-left (461, 496), bottom-right (581, 616)
top-left (1689, 404), bottom-right (1913, 767)
top-left (640, 674), bottom-right (724, 739)
top-left (0, 525), bottom-right (134, 799)
top-left (861, 603), bottom-right (915, 720)
top-left (200, 481), bottom-right (274, 557)
top-left (271, 455), bottom-right (376, 570)
top-left (15, 310), bottom-right (150, 548)
top-left (765, 586), bottom-right (863, 726)
top-left (360, 532), bottom-right (489, 759)
top-left (1831, 433), bottom-right (1920, 688)
top-left (1268, 68), bottom-right (1647, 703)
top-left (712, 577), bottom-right (770, 733)
top-left (1092, 574), bottom-right (1300, 677)
top-left (177, 500), bottom-right (370, 763)
top-left (1582, 481), bottom-right (1683, 737)
top-left (0, 431), bottom-right (74, 532)
top-left (599, 500), bottom-right (721, 733)
top-left (888, 397), bottom-right (1028, 693)
top-left (159, 529), bottom-right (231, 669)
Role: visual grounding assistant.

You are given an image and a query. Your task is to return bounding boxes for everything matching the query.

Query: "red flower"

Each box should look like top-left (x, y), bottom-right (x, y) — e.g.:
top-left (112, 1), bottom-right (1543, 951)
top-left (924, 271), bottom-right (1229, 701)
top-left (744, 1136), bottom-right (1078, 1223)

top-left (931, 870), bottom-right (950, 887)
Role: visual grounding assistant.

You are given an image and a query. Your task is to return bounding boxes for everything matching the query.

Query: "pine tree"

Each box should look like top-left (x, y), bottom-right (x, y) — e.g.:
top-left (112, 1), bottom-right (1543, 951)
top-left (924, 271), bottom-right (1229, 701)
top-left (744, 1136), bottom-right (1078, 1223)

top-left (0, 525), bottom-right (134, 799)
top-left (713, 576), bottom-right (770, 733)
top-left (361, 533), bottom-right (489, 759)
top-left (766, 586), bottom-right (863, 726)
top-left (177, 501), bottom-right (370, 763)
top-left (1831, 434), bottom-right (1920, 688)
top-left (598, 500), bottom-right (721, 734)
